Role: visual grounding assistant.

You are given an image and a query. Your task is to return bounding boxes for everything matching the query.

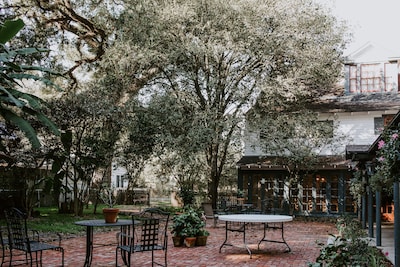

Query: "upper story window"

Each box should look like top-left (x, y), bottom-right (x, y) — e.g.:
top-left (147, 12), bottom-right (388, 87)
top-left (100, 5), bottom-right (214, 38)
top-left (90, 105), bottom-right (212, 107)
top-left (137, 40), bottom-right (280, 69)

top-left (347, 62), bottom-right (398, 94)
top-left (374, 114), bottom-right (396, 135)
top-left (374, 117), bottom-right (384, 135)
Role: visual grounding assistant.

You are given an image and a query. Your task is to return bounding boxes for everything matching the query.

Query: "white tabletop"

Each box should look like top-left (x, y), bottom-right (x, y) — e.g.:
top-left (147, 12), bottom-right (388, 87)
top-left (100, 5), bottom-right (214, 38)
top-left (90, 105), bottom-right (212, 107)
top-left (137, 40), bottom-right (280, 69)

top-left (218, 214), bottom-right (293, 223)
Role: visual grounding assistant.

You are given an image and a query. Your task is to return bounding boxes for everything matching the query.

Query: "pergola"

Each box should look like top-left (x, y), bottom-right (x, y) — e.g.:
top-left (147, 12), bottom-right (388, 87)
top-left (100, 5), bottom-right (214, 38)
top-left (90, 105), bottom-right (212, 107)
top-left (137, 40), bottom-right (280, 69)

top-left (346, 111), bottom-right (400, 267)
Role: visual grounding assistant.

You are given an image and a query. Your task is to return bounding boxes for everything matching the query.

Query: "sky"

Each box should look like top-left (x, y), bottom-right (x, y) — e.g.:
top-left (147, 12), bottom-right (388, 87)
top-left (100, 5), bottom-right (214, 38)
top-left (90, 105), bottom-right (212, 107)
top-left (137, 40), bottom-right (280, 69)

top-left (316, 0), bottom-right (400, 54)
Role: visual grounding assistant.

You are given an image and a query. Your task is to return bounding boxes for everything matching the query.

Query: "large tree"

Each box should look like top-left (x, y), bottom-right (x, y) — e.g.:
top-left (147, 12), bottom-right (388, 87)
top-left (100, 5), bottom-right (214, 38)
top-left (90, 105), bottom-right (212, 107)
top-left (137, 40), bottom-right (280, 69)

top-left (136, 0), bottom-right (348, 208)
top-left (45, 87), bottom-right (122, 215)
top-left (4, 0), bottom-right (349, 209)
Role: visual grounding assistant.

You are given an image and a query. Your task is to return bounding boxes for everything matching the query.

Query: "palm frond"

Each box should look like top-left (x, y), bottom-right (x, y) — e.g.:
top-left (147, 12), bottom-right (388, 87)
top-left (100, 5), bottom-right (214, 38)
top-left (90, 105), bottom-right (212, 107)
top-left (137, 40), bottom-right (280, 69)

top-left (0, 19), bottom-right (24, 44)
top-left (0, 108), bottom-right (41, 148)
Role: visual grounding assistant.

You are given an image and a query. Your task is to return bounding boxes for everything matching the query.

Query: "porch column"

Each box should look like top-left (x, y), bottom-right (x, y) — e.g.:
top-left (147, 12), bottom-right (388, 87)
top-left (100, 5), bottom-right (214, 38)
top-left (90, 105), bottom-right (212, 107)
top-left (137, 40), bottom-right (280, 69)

top-left (261, 178), bottom-right (266, 213)
top-left (394, 181), bottom-right (400, 267)
top-left (375, 189), bottom-right (381, 246)
top-left (367, 185), bottom-right (374, 237)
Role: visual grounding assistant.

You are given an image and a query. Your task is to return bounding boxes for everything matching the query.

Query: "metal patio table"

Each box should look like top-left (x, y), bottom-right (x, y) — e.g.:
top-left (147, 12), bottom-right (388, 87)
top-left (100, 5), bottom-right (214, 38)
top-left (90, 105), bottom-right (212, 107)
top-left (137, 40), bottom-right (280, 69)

top-left (75, 219), bottom-right (133, 267)
top-left (218, 214), bottom-right (293, 258)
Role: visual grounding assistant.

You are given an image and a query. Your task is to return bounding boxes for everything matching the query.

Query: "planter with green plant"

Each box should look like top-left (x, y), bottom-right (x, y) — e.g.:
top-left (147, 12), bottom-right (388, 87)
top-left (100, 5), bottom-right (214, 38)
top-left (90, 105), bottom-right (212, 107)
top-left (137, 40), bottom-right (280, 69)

top-left (170, 207), bottom-right (206, 248)
top-left (195, 229), bottom-right (209, 246)
top-left (308, 216), bottom-right (392, 267)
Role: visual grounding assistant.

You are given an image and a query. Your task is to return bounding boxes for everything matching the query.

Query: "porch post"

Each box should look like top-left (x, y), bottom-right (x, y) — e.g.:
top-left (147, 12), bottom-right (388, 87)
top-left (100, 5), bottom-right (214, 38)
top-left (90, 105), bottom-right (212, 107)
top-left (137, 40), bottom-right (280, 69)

top-left (261, 178), bottom-right (266, 213)
top-left (394, 181), bottom-right (400, 267)
top-left (367, 185), bottom-right (374, 237)
top-left (375, 189), bottom-right (381, 246)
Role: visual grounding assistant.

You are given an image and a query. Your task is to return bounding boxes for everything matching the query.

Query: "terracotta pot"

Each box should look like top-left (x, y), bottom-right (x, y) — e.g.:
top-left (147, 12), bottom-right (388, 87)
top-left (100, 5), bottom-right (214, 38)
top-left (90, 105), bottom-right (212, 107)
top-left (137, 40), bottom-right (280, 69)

top-left (172, 236), bottom-right (183, 247)
top-left (102, 208), bottom-right (119, 223)
top-left (195, 235), bottom-right (208, 246)
top-left (184, 237), bottom-right (197, 248)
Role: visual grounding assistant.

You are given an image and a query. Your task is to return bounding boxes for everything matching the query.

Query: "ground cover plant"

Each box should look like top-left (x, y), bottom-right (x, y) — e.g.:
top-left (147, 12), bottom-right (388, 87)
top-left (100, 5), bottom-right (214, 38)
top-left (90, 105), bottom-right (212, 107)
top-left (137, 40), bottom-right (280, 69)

top-left (308, 216), bottom-right (393, 267)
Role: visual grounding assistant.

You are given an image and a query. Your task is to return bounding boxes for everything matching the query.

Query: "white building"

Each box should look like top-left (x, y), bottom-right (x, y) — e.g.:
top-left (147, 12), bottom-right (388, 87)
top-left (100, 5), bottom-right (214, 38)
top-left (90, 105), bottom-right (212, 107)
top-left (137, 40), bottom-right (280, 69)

top-left (237, 42), bottom-right (400, 216)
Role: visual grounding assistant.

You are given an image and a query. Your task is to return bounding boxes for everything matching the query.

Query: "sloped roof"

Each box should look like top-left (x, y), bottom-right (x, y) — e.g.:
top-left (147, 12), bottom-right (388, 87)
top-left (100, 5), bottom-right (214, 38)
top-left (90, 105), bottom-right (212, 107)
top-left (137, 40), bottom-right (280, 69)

top-left (345, 42), bottom-right (400, 63)
top-left (345, 110), bottom-right (400, 161)
top-left (311, 92), bottom-right (400, 112)
top-left (237, 155), bottom-right (350, 170)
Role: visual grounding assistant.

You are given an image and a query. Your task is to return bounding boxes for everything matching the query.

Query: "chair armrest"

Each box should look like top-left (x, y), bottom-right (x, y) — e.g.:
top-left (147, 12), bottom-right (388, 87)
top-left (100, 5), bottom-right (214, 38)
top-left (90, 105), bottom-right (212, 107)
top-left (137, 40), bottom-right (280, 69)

top-left (31, 230), bottom-right (62, 246)
top-left (30, 229), bottom-right (40, 241)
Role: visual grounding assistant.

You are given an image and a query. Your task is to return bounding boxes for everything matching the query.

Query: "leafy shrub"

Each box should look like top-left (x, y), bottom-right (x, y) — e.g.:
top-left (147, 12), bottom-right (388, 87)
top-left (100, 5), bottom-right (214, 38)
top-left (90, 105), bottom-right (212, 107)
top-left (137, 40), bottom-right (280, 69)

top-left (308, 216), bottom-right (391, 267)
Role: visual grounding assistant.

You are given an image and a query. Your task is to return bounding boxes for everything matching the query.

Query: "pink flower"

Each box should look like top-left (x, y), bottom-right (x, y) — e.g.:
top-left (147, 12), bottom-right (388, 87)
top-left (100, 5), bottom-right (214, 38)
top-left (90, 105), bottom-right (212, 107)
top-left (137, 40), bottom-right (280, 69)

top-left (378, 156), bottom-right (384, 162)
top-left (392, 133), bottom-right (399, 140)
top-left (378, 140), bottom-right (385, 149)
top-left (385, 251), bottom-right (389, 256)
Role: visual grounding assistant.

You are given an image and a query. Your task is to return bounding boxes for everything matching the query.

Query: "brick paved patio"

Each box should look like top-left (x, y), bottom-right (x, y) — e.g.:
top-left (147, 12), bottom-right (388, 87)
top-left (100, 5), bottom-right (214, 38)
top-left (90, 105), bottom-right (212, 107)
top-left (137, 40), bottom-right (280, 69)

top-left (4, 219), bottom-right (338, 267)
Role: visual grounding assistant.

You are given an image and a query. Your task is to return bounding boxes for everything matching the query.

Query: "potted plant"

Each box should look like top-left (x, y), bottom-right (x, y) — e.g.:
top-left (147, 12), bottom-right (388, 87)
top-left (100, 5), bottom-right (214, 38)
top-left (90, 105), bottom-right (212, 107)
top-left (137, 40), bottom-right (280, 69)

top-left (181, 223), bottom-right (198, 248)
top-left (171, 207), bottom-right (205, 248)
top-left (195, 229), bottom-right (209, 246)
top-left (99, 183), bottom-right (119, 223)
top-left (170, 211), bottom-right (186, 247)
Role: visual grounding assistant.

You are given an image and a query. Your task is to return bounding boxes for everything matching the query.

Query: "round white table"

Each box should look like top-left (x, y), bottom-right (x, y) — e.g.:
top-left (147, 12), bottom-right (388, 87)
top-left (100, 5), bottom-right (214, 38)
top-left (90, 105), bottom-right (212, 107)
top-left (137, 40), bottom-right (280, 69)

top-left (218, 214), bottom-right (293, 258)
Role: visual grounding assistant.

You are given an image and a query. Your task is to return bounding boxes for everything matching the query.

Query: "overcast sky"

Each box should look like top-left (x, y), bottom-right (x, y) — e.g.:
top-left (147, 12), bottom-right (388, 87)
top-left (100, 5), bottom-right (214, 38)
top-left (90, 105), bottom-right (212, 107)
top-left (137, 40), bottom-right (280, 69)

top-left (316, 0), bottom-right (400, 54)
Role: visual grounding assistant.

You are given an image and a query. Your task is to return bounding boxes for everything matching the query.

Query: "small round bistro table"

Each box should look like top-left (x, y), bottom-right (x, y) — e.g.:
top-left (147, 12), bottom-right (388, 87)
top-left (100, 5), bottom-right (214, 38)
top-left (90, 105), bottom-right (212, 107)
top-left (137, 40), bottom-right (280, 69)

top-left (75, 219), bottom-right (133, 267)
top-left (218, 214), bottom-right (293, 258)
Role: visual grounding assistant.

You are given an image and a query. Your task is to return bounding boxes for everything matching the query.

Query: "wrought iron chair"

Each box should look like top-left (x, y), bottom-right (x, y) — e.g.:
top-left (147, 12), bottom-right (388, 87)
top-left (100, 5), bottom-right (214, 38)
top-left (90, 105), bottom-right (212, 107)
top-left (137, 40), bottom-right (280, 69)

top-left (115, 208), bottom-right (170, 267)
top-left (0, 226), bottom-right (9, 267)
top-left (201, 203), bottom-right (220, 227)
top-left (4, 207), bottom-right (64, 266)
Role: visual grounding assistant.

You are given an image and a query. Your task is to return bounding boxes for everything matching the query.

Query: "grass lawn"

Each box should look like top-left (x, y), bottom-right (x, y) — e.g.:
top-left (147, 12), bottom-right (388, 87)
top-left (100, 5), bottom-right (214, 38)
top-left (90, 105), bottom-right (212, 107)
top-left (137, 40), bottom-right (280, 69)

top-left (1, 205), bottom-right (132, 238)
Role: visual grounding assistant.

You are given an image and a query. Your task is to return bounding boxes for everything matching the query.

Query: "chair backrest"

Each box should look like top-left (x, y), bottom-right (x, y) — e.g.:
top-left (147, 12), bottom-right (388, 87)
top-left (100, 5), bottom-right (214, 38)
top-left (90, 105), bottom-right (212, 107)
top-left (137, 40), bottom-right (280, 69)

top-left (201, 203), bottom-right (214, 216)
top-left (4, 208), bottom-right (30, 252)
top-left (137, 218), bottom-right (160, 251)
top-left (133, 208), bottom-right (170, 249)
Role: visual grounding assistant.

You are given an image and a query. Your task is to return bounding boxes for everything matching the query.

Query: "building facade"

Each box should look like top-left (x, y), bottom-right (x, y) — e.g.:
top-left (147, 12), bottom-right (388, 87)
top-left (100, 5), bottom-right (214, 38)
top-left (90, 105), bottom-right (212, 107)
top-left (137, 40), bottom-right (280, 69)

top-left (238, 42), bottom-right (400, 216)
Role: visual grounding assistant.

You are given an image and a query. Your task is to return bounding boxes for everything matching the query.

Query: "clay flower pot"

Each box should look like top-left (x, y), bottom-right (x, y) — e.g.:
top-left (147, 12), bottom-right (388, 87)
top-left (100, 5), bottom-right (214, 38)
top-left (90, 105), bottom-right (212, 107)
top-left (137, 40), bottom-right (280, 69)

top-left (184, 237), bottom-right (197, 248)
top-left (195, 235), bottom-right (208, 246)
top-left (172, 236), bottom-right (184, 247)
top-left (102, 208), bottom-right (119, 223)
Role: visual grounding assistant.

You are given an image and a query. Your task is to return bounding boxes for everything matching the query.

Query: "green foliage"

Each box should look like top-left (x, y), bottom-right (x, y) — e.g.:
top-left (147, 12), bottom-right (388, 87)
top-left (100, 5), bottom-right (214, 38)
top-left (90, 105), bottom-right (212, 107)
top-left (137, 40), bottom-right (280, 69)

top-left (178, 185), bottom-right (195, 207)
top-left (46, 90), bottom-right (122, 215)
top-left (0, 19), bottom-right (24, 44)
top-left (309, 216), bottom-right (390, 267)
top-left (0, 19), bottom-right (61, 150)
top-left (349, 169), bottom-right (365, 199)
top-left (336, 216), bottom-right (367, 240)
top-left (171, 207), bottom-right (205, 238)
top-left (372, 129), bottom-right (400, 189)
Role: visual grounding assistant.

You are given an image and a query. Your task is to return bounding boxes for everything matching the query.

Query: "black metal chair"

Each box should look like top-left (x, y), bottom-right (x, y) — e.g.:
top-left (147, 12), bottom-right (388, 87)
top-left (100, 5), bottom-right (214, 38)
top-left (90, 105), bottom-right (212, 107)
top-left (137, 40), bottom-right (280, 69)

top-left (115, 208), bottom-right (170, 267)
top-left (4, 207), bottom-right (64, 266)
top-left (0, 226), bottom-right (9, 267)
top-left (201, 203), bottom-right (220, 227)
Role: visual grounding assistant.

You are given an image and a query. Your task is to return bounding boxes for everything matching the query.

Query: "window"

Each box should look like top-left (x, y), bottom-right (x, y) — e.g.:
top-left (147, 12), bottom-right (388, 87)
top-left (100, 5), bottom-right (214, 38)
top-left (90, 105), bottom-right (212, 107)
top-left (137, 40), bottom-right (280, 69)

top-left (374, 117), bottom-right (384, 135)
top-left (348, 62), bottom-right (398, 93)
top-left (116, 175), bottom-right (126, 188)
top-left (116, 175), bottom-right (121, 187)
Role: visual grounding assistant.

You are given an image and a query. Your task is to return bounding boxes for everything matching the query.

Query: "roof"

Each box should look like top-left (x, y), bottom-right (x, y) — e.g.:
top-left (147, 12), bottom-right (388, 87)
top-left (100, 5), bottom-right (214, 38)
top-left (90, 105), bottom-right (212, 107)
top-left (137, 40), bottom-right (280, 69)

top-left (345, 110), bottom-right (400, 161)
top-left (237, 155), bottom-right (350, 171)
top-left (345, 145), bottom-right (372, 161)
top-left (345, 42), bottom-right (400, 64)
top-left (368, 110), bottom-right (400, 154)
top-left (311, 93), bottom-right (400, 112)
